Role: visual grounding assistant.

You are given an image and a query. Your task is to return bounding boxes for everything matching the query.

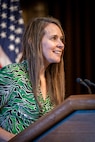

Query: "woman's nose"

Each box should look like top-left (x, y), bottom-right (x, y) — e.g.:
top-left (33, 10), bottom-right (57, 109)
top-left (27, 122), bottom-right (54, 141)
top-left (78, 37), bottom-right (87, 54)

top-left (57, 40), bottom-right (64, 49)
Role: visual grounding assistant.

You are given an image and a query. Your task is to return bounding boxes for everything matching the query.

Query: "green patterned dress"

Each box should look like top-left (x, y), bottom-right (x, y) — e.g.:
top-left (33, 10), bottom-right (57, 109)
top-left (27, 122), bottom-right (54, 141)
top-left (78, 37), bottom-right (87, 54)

top-left (0, 61), bottom-right (53, 134)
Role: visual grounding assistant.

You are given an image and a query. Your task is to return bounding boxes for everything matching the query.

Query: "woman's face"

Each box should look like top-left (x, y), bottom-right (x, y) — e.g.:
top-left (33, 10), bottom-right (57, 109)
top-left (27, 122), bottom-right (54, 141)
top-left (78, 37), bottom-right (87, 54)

top-left (42, 23), bottom-right (65, 67)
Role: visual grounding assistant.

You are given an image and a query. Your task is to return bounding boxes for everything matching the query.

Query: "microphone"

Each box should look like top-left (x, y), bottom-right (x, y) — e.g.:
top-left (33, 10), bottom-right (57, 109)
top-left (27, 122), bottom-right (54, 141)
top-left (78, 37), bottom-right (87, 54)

top-left (84, 79), bottom-right (95, 87)
top-left (76, 77), bottom-right (92, 94)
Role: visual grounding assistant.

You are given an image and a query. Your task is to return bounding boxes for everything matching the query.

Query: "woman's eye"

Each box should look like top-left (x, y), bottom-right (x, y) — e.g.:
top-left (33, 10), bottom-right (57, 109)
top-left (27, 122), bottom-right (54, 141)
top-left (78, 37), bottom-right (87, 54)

top-left (60, 37), bottom-right (65, 43)
top-left (61, 38), bottom-right (64, 43)
top-left (52, 36), bottom-right (57, 40)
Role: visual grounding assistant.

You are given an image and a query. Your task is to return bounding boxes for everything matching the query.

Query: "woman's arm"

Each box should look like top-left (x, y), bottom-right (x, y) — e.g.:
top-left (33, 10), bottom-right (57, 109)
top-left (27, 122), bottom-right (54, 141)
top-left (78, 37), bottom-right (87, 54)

top-left (0, 127), bottom-right (15, 141)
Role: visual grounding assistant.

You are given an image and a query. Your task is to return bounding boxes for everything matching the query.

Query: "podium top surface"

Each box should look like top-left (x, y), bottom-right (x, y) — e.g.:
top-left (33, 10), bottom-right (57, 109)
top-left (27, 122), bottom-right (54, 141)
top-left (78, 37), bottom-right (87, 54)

top-left (9, 94), bottom-right (95, 142)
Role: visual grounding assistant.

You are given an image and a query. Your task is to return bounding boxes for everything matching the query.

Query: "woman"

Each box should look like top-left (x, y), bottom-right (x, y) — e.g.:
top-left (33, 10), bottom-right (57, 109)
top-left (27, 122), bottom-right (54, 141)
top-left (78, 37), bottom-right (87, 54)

top-left (0, 16), bottom-right (65, 141)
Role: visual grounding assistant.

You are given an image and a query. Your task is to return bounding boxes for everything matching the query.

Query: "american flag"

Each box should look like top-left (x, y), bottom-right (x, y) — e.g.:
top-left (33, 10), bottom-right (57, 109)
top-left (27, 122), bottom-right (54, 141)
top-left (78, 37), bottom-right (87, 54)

top-left (0, 0), bottom-right (24, 68)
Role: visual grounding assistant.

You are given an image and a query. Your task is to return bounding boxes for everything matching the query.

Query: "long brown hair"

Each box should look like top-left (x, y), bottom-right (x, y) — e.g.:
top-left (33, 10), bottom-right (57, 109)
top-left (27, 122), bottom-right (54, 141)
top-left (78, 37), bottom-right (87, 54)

top-left (20, 16), bottom-right (65, 105)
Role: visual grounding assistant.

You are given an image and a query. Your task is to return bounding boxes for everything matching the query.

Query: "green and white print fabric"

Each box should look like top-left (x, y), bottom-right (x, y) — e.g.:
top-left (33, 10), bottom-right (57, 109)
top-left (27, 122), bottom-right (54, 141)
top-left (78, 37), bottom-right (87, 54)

top-left (0, 61), bottom-right (53, 134)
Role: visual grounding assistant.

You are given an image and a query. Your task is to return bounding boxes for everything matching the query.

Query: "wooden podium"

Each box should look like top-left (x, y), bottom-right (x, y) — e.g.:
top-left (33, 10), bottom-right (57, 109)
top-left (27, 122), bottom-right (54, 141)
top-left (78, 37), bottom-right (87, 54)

top-left (9, 95), bottom-right (95, 142)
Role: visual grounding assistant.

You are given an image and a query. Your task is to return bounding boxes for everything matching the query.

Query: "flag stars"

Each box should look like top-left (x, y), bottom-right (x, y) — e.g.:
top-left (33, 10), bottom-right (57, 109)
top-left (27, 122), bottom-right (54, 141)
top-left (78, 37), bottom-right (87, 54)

top-left (2, 3), bottom-right (7, 9)
top-left (0, 32), bottom-right (6, 38)
top-left (0, 22), bottom-right (7, 28)
top-left (1, 13), bottom-right (7, 19)
top-left (9, 6), bottom-right (17, 12)
top-left (0, 0), bottom-right (24, 64)
top-left (15, 37), bottom-right (20, 44)
top-left (8, 44), bottom-right (15, 51)
top-left (15, 28), bottom-right (23, 34)
top-left (9, 15), bottom-right (15, 21)
top-left (9, 34), bottom-right (15, 41)
top-left (18, 18), bottom-right (24, 25)
top-left (9, 25), bottom-right (15, 31)
top-left (15, 48), bottom-right (19, 54)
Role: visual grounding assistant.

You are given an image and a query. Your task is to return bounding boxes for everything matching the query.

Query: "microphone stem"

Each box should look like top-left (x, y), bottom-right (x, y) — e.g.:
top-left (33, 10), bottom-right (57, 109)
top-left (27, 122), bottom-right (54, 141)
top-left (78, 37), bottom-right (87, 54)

top-left (87, 86), bottom-right (92, 94)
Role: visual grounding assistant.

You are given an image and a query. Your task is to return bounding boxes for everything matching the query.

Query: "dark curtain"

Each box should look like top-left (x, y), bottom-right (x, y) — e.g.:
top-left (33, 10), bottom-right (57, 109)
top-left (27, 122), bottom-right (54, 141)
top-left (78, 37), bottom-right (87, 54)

top-left (48, 0), bottom-right (95, 98)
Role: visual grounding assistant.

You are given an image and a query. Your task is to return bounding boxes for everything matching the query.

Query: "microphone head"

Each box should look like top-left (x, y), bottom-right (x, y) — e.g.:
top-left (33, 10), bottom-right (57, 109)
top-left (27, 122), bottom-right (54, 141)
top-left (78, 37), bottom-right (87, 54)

top-left (76, 78), bottom-right (83, 84)
top-left (76, 77), bottom-right (92, 94)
